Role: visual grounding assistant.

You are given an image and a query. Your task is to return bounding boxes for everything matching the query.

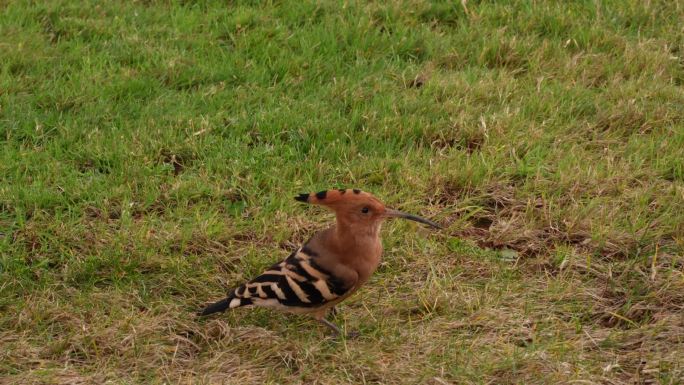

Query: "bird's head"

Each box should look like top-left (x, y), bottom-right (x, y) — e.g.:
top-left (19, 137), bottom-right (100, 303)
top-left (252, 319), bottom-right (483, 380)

top-left (295, 189), bottom-right (442, 235)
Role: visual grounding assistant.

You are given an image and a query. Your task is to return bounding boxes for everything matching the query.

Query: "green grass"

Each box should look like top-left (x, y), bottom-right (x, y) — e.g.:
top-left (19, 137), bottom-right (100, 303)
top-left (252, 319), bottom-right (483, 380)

top-left (1, 0), bottom-right (683, 383)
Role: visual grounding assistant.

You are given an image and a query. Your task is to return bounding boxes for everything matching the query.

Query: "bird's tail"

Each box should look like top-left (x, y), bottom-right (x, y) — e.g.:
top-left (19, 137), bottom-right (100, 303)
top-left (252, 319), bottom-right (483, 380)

top-left (198, 288), bottom-right (253, 316)
top-left (198, 297), bottom-right (232, 316)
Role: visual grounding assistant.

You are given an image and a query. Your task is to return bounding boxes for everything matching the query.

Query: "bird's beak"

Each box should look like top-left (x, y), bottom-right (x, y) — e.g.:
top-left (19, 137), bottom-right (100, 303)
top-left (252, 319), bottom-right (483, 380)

top-left (384, 209), bottom-right (443, 229)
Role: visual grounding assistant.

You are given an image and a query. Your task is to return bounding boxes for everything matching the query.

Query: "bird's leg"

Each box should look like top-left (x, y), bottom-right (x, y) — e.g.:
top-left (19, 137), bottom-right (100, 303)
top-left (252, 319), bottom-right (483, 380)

top-left (318, 317), bottom-right (360, 339)
top-left (327, 307), bottom-right (359, 338)
top-left (318, 318), bottom-right (341, 336)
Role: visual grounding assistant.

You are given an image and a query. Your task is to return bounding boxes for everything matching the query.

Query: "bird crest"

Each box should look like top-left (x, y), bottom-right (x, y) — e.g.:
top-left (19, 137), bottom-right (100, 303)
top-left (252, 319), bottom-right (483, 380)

top-left (295, 188), bottom-right (368, 204)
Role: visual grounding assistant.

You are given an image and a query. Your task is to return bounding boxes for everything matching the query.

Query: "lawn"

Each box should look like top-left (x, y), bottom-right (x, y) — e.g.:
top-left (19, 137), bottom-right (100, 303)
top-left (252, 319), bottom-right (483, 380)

top-left (1, 0), bottom-right (683, 383)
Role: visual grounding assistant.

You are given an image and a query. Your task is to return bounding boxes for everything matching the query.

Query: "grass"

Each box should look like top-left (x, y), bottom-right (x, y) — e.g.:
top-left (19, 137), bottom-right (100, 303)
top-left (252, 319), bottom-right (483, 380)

top-left (1, 0), bottom-right (683, 383)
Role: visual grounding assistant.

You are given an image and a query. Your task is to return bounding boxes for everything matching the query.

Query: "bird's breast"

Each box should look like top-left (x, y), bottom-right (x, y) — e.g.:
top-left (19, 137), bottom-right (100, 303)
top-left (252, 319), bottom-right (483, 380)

top-left (352, 244), bottom-right (383, 285)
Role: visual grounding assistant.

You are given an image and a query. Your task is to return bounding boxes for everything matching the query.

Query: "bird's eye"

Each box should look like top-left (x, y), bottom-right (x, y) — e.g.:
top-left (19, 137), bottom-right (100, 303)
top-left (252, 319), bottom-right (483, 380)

top-left (361, 207), bottom-right (370, 214)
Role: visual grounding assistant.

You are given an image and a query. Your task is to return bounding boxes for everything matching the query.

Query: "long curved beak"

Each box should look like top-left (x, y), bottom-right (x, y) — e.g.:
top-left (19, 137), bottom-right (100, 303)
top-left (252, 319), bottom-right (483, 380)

top-left (385, 208), bottom-right (443, 229)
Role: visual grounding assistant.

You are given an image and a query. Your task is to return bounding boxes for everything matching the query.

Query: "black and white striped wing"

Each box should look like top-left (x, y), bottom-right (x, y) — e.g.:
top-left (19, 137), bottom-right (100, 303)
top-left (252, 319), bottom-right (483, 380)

top-left (226, 246), bottom-right (351, 311)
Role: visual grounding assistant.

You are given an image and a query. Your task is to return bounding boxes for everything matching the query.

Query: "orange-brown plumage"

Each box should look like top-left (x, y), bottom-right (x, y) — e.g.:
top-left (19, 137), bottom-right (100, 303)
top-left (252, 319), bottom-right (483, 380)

top-left (199, 188), bottom-right (441, 336)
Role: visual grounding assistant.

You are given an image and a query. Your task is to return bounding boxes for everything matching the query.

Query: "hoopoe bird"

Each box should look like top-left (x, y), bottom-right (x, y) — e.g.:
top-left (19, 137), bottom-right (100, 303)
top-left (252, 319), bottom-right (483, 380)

top-left (198, 188), bottom-right (441, 336)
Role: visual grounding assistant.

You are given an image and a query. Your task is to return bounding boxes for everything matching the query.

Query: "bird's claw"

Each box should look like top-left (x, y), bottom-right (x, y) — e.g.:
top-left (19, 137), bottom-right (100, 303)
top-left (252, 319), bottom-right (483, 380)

top-left (344, 330), bottom-right (360, 339)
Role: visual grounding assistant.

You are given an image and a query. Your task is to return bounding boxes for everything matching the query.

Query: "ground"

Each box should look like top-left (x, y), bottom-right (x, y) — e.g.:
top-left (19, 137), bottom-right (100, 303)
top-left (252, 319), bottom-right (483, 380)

top-left (1, 0), bottom-right (683, 384)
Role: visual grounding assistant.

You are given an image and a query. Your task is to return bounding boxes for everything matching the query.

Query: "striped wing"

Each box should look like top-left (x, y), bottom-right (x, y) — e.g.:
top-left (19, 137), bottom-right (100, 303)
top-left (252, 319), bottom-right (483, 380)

top-left (227, 246), bottom-right (351, 311)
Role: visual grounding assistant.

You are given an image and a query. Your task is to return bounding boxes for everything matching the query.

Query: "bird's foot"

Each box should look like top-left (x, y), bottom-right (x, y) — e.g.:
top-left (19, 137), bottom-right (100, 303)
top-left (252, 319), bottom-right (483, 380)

top-left (318, 318), bottom-right (359, 339)
top-left (344, 330), bottom-right (360, 339)
top-left (319, 318), bottom-right (341, 335)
